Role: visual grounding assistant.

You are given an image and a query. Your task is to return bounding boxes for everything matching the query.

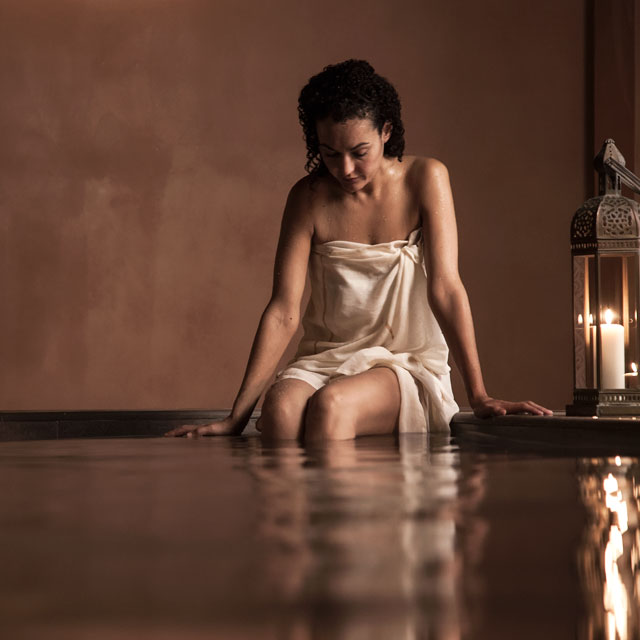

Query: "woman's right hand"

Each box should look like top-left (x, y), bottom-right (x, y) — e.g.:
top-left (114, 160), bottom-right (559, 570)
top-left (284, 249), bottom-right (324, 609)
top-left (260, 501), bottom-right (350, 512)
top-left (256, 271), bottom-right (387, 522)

top-left (163, 416), bottom-right (242, 438)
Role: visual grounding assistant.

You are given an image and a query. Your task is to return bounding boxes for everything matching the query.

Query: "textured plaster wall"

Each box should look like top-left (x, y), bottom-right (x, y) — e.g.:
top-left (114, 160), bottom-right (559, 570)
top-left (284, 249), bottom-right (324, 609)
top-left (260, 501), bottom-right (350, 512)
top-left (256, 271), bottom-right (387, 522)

top-left (0, 0), bottom-right (586, 410)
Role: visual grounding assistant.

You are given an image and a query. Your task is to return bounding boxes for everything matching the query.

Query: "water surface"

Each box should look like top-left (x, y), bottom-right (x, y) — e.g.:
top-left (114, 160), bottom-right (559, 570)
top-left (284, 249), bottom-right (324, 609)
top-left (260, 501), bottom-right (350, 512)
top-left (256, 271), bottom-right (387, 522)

top-left (0, 433), bottom-right (637, 638)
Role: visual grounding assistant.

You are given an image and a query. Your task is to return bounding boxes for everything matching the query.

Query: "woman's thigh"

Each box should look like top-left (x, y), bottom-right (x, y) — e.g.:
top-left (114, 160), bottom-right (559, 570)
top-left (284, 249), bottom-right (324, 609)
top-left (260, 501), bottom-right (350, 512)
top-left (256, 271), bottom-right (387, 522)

top-left (257, 377), bottom-right (317, 440)
top-left (306, 366), bottom-right (401, 439)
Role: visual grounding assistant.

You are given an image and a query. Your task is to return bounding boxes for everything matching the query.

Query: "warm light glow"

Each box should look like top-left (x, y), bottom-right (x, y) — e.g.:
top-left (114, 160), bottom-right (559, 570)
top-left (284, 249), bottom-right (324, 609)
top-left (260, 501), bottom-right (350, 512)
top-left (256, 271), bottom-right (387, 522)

top-left (602, 472), bottom-right (630, 640)
top-left (590, 314), bottom-right (595, 325)
top-left (604, 524), bottom-right (628, 640)
top-left (604, 473), bottom-right (618, 495)
top-left (579, 460), bottom-right (640, 639)
top-left (632, 363), bottom-right (638, 374)
top-left (578, 313), bottom-right (584, 325)
top-left (605, 308), bottom-right (614, 325)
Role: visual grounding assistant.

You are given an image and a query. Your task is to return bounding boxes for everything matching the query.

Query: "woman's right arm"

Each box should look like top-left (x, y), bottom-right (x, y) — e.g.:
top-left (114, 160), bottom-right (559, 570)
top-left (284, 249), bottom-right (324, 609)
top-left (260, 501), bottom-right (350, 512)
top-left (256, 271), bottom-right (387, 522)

top-left (165, 180), bottom-right (314, 437)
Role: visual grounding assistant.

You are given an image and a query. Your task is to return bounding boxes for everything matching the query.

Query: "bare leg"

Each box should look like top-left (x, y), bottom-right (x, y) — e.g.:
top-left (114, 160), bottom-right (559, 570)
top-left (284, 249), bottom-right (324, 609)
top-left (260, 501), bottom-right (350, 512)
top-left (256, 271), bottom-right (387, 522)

top-left (304, 366), bottom-right (401, 442)
top-left (257, 378), bottom-right (317, 441)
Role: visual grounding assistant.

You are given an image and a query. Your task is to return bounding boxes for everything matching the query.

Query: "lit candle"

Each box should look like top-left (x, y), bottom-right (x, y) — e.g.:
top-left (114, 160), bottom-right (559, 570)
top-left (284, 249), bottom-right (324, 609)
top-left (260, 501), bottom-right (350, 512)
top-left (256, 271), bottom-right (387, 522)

top-left (601, 309), bottom-right (625, 388)
top-left (625, 362), bottom-right (638, 387)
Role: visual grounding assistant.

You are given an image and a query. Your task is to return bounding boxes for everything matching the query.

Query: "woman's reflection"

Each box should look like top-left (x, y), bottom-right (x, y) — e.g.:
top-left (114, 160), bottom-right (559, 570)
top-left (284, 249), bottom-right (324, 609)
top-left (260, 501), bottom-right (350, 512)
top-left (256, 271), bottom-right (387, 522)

top-left (244, 434), bottom-right (487, 639)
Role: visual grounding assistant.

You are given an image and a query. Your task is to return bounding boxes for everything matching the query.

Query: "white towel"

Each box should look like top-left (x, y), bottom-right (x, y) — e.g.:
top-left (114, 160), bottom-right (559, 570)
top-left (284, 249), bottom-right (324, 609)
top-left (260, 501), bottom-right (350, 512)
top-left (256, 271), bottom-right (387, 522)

top-left (276, 228), bottom-right (459, 432)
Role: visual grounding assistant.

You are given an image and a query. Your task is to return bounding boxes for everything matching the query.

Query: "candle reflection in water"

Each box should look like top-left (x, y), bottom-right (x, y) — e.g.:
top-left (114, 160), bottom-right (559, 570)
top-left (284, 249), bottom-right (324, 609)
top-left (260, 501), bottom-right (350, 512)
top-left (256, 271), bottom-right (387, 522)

top-left (577, 457), bottom-right (640, 639)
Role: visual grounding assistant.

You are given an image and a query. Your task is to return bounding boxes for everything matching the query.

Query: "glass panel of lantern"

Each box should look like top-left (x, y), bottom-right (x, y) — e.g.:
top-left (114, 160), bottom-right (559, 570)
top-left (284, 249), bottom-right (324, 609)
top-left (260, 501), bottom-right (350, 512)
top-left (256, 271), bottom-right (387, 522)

top-left (573, 254), bottom-right (598, 389)
top-left (598, 253), bottom-right (640, 390)
top-left (573, 251), bottom-right (640, 391)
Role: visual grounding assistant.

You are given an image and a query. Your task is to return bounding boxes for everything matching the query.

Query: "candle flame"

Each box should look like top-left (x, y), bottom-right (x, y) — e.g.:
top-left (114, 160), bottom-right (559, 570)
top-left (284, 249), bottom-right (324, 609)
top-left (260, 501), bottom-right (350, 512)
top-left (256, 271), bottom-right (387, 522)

top-left (589, 314), bottom-right (594, 325)
top-left (605, 308), bottom-right (614, 325)
top-left (578, 313), bottom-right (583, 325)
top-left (633, 363), bottom-right (638, 374)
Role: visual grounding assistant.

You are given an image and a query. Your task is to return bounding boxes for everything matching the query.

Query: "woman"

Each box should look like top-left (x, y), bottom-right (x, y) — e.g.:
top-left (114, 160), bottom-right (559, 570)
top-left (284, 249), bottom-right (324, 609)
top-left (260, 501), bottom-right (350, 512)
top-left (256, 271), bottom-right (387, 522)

top-left (166, 60), bottom-right (551, 441)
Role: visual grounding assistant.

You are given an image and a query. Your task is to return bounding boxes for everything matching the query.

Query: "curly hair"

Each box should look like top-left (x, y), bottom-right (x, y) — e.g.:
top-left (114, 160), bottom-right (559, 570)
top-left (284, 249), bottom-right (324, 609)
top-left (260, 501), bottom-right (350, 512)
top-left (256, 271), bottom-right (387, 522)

top-left (298, 59), bottom-right (405, 174)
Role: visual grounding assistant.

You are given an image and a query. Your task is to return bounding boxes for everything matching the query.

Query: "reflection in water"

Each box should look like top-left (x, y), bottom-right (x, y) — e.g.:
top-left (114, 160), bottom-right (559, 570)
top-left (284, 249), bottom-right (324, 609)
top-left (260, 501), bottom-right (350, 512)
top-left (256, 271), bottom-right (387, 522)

top-left (5, 437), bottom-right (631, 638)
top-left (246, 435), bottom-right (487, 639)
top-left (578, 456), bottom-right (640, 639)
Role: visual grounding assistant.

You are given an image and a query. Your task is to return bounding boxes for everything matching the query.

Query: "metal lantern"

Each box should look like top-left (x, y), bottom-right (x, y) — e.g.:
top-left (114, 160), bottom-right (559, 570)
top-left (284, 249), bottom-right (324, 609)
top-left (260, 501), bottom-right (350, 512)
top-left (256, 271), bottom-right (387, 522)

top-left (567, 139), bottom-right (640, 416)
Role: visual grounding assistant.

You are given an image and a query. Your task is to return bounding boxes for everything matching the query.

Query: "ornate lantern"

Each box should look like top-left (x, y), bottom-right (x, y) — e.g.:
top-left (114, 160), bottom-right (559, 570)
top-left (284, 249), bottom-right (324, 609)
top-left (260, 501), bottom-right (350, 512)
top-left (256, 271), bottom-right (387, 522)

top-left (567, 140), bottom-right (640, 416)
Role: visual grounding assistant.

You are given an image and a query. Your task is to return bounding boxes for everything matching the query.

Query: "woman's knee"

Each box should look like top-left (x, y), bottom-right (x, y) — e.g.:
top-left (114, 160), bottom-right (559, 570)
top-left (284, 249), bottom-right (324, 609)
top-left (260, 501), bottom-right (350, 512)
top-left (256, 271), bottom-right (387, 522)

top-left (258, 384), bottom-right (306, 440)
top-left (305, 384), bottom-right (354, 440)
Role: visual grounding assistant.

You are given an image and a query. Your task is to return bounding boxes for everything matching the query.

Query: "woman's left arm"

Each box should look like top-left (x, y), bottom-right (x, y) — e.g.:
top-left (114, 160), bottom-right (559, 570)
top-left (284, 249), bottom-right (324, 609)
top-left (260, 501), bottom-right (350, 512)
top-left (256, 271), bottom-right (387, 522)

top-left (416, 158), bottom-right (552, 417)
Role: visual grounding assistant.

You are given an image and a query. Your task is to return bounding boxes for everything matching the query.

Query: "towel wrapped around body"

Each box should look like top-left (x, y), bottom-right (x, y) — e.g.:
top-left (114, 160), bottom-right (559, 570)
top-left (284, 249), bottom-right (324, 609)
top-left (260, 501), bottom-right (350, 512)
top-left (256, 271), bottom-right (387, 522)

top-left (275, 228), bottom-right (459, 432)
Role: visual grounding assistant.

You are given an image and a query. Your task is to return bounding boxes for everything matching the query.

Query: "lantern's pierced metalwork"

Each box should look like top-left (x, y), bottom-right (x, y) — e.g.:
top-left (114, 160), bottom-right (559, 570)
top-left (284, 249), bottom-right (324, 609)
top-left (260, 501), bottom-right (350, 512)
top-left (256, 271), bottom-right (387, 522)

top-left (567, 139), bottom-right (640, 416)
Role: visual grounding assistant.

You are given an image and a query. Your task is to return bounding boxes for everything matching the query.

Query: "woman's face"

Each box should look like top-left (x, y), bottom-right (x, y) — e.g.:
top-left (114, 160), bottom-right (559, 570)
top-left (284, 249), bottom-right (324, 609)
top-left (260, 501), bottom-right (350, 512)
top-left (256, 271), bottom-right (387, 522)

top-left (316, 116), bottom-right (391, 193)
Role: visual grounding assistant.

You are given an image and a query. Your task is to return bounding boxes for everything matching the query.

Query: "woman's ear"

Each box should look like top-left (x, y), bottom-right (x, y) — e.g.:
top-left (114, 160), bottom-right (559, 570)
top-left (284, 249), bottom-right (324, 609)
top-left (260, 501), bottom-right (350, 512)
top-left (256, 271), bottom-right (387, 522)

top-left (382, 121), bottom-right (392, 144)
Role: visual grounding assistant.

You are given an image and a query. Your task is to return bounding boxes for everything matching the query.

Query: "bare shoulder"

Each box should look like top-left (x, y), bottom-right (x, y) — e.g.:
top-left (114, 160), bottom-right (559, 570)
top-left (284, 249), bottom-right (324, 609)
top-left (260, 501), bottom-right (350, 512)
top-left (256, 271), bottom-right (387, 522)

top-left (285, 174), bottom-right (314, 210)
top-left (288, 173), bottom-right (337, 208)
top-left (284, 172), bottom-right (339, 234)
top-left (404, 156), bottom-right (450, 192)
top-left (281, 175), bottom-right (319, 233)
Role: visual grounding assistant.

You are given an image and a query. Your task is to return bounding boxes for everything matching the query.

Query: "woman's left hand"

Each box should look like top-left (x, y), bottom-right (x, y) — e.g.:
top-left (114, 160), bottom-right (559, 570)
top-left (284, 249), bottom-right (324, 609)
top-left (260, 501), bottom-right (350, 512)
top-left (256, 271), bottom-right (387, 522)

top-left (470, 396), bottom-right (553, 418)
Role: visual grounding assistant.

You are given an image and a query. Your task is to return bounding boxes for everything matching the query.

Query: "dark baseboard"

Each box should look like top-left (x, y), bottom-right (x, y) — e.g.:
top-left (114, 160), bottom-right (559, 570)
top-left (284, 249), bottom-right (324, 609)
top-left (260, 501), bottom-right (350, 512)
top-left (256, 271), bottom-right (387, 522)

top-left (0, 410), bottom-right (260, 442)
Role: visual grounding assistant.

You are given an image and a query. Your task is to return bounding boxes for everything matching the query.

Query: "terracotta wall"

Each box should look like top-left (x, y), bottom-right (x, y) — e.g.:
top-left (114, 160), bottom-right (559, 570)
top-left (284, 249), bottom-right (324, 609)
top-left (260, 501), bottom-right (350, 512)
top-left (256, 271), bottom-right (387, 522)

top-left (593, 0), bottom-right (638, 178)
top-left (0, 0), bottom-right (588, 410)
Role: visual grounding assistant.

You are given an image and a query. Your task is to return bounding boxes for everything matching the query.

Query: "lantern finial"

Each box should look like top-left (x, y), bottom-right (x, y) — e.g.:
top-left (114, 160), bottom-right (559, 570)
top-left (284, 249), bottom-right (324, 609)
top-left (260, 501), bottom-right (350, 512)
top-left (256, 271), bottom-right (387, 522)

top-left (594, 139), bottom-right (625, 196)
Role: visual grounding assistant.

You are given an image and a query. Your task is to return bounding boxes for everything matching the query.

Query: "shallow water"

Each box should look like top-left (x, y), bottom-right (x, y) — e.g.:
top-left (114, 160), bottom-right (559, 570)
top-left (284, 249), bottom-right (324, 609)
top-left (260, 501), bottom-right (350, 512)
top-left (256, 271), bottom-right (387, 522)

top-left (0, 434), bottom-right (637, 639)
